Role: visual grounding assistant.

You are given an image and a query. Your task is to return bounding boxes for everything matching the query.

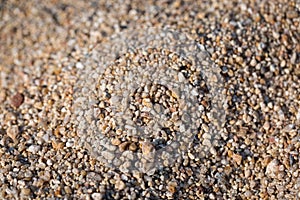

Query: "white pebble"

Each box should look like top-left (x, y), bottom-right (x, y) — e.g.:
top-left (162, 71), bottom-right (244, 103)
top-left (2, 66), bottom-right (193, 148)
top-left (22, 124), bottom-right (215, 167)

top-left (76, 62), bottom-right (84, 69)
top-left (66, 140), bottom-right (74, 148)
top-left (46, 159), bottom-right (53, 166)
top-left (266, 159), bottom-right (279, 178)
top-left (91, 193), bottom-right (103, 200)
top-left (27, 145), bottom-right (40, 154)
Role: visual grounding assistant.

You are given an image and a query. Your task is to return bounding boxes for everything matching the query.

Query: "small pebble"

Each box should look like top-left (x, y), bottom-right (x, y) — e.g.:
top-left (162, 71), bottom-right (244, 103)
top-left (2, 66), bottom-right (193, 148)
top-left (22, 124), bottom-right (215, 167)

top-left (7, 125), bottom-right (19, 142)
top-left (141, 142), bottom-right (154, 156)
top-left (27, 145), bottom-right (40, 154)
top-left (10, 93), bottom-right (24, 108)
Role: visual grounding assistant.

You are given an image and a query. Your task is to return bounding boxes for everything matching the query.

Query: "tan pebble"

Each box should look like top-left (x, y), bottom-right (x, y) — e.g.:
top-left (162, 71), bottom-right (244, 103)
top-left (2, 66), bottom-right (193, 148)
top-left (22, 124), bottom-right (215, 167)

top-left (5, 112), bottom-right (16, 121)
top-left (244, 138), bottom-right (251, 145)
top-left (54, 126), bottom-right (62, 137)
top-left (224, 165), bottom-right (232, 175)
top-left (244, 49), bottom-right (252, 58)
top-left (229, 120), bottom-right (235, 125)
top-left (129, 143), bottom-right (137, 151)
top-left (227, 150), bottom-right (233, 157)
top-left (7, 125), bottom-right (19, 142)
top-left (169, 107), bottom-right (176, 113)
top-left (188, 152), bottom-right (195, 160)
top-left (264, 14), bottom-right (275, 24)
top-left (266, 159), bottom-right (279, 178)
top-left (235, 56), bottom-right (243, 64)
top-left (116, 129), bottom-right (123, 135)
top-left (34, 178), bottom-right (45, 187)
top-left (186, 168), bottom-right (193, 176)
top-left (64, 186), bottom-right (72, 194)
top-left (171, 90), bottom-right (179, 99)
top-left (111, 138), bottom-right (121, 146)
top-left (55, 187), bottom-right (61, 197)
top-left (119, 142), bottom-right (129, 152)
top-left (202, 139), bottom-right (211, 146)
top-left (202, 124), bottom-right (209, 132)
top-left (262, 156), bottom-right (272, 167)
top-left (142, 98), bottom-right (152, 108)
top-left (263, 121), bottom-right (270, 131)
top-left (101, 124), bottom-right (110, 133)
top-left (209, 147), bottom-right (217, 155)
top-left (132, 170), bottom-right (142, 179)
top-left (244, 169), bottom-right (251, 178)
top-left (197, 12), bottom-right (205, 19)
top-left (99, 101), bottom-right (105, 108)
top-left (33, 102), bottom-right (43, 110)
top-left (167, 181), bottom-right (177, 194)
top-left (249, 180), bottom-right (256, 189)
top-left (228, 69), bottom-right (234, 77)
top-left (0, 90), bottom-right (6, 103)
top-left (116, 180), bottom-right (126, 190)
top-left (141, 142), bottom-right (154, 156)
top-left (77, 152), bottom-right (84, 159)
top-left (243, 113), bottom-right (251, 124)
top-left (286, 10), bottom-right (298, 19)
top-left (232, 153), bottom-right (242, 165)
top-left (81, 170), bottom-right (87, 176)
top-left (21, 188), bottom-right (31, 196)
top-left (52, 140), bottom-right (64, 150)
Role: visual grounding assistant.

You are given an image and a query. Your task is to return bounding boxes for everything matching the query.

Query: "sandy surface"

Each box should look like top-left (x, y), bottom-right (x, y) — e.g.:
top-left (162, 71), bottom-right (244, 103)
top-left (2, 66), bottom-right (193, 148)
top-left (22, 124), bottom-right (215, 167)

top-left (0, 0), bottom-right (299, 199)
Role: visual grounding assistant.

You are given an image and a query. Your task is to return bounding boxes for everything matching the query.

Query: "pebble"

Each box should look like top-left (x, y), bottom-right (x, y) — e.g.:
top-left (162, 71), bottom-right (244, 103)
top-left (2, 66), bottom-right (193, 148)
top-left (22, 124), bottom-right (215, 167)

top-left (91, 193), bottom-right (103, 200)
top-left (266, 159), bottom-right (279, 178)
top-left (27, 145), bottom-right (40, 154)
top-left (66, 140), bottom-right (74, 148)
top-left (10, 93), bottom-right (24, 108)
top-left (263, 121), bottom-right (270, 131)
top-left (111, 138), bottom-right (121, 146)
top-left (202, 139), bottom-right (211, 147)
top-left (115, 180), bottom-right (126, 191)
top-left (286, 10), bottom-right (299, 19)
top-left (102, 151), bottom-right (115, 161)
top-left (167, 181), bottom-right (177, 194)
top-left (188, 152), bottom-right (195, 160)
top-left (118, 142), bottom-right (130, 152)
top-left (7, 125), bottom-right (19, 142)
top-left (141, 142), bottom-right (154, 156)
top-left (20, 188), bottom-right (31, 196)
top-left (76, 62), bottom-right (84, 69)
top-left (129, 143), bottom-right (137, 151)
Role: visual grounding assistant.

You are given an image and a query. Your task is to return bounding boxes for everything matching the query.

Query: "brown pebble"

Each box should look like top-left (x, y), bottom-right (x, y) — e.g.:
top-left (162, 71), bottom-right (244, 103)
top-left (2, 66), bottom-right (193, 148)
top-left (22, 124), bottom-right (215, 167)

top-left (55, 187), bottom-right (62, 197)
top-left (21, 188), bottom-right (31, 196)
top-left (129, 143), bottom-right (137, 151)
top-left (64, 186), bottom-right (72, 194)
top-left (119, 142), bottom-right (130, 152)
top-left (52, 140), bottom-right (64, 150)
top-left (11, 93), bottom-right (24, 108)
top-left (224, 165), bottom-right (232, 175)
top-left (232, 153), bottom-right (243, 165)
top-left (228, 150), bottom-right (243, 165)
top-left (167, 181), bottom-right (178, 194)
